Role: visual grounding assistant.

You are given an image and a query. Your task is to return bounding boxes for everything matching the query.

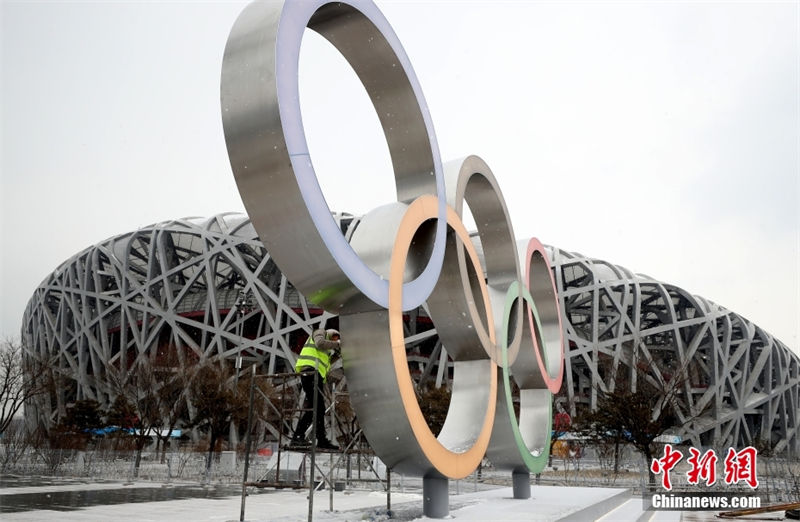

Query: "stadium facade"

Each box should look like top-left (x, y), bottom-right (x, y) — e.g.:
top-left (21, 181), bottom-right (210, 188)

top-left (22, 213), bottom-right (799, 453)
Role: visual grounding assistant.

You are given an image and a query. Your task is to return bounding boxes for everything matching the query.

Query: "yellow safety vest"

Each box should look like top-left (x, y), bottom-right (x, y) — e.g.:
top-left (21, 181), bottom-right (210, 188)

top-left (295, 336), bottom-right (330, 381)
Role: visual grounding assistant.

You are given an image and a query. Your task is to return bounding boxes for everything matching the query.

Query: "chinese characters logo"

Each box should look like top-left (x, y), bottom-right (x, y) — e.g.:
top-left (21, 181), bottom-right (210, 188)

top-left (651, 445), bottom-right (759, 490)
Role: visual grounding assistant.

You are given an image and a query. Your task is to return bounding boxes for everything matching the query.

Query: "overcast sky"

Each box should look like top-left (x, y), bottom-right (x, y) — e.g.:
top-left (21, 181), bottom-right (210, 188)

top-left (2, 1), bottom-right (798, 353)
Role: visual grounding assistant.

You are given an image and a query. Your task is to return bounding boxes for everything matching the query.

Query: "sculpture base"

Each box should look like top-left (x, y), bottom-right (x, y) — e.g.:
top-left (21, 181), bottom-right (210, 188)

top-left (512, 471), bottom-right (531, 499)
top-left (423, 475), bottom-right (449, 518)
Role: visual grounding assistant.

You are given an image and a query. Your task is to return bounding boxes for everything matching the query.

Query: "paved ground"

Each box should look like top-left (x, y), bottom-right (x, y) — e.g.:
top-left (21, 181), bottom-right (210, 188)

top-left (4, 476), bottom-right (783, 521)
top-left (0, 478), bottom-right (640, 521)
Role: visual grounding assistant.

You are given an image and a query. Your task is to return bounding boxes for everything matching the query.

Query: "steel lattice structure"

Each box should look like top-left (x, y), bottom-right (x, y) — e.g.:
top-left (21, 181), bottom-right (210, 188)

top-left (22, 214), bottom-right (339, 428)
top-left (549, 247), bottom-right (799, 453)
top-left (22, 213), bottom-right (799, 453)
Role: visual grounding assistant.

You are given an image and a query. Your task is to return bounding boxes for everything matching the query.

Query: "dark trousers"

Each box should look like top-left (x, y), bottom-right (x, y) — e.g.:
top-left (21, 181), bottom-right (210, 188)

top-left (293, 371), bottom-right (328, 443)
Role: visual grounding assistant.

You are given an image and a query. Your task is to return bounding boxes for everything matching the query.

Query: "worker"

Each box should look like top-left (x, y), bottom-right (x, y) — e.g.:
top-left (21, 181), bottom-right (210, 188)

top-left (290, 328), bottom-right (340, 450)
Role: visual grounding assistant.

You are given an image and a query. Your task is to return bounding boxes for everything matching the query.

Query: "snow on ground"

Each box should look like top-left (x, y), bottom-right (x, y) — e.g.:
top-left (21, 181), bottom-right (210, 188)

top-left (1, 479), bottom-right (642, 521)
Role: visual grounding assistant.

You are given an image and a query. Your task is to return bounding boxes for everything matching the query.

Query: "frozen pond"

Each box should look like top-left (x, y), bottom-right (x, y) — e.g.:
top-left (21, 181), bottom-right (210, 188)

top-left (0, 475), bottom-right (242, 514)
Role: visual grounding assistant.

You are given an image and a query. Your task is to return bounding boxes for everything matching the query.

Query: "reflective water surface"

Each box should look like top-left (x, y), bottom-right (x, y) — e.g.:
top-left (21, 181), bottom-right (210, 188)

top-left (0, 475), bottom-right (242, 513)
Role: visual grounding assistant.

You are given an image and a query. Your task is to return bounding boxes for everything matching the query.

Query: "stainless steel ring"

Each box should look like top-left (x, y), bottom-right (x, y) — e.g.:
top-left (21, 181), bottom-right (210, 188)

top-left (221, 0), bottom-right (447, 313)
top-left (486, 280), bottom-right (554, 474)
top-left (343, 196), bottom-right (496, 478)
top-left (519, 238), bottom-right (565, 392)
top-left (437, 155), bottom-right (523, 364)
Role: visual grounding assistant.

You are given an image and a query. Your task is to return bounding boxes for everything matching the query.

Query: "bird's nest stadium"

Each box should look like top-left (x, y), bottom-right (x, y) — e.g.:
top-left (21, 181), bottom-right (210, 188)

top-left (21, 213), bottom-right (800, 454)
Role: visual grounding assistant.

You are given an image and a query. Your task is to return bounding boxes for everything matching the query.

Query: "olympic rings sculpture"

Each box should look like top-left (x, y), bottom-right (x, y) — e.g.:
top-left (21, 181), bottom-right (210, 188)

top-left (221, 0), bottom-right (564, 482)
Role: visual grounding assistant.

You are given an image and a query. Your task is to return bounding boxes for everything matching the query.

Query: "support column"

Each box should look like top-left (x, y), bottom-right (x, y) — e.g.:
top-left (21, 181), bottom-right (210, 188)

top-left (512, 471), bottom-right (531, 499)
top-left (423, 475), bottom-right (449, 518)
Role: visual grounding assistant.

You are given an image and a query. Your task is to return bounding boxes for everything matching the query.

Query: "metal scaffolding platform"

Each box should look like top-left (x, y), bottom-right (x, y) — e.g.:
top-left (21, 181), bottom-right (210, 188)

top-left (237, 371), bottom-right (390, 520)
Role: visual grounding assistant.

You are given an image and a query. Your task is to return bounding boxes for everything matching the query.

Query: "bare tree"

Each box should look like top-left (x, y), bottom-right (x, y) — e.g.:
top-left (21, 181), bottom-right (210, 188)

top-left (575, 359), bottom-right (705, 489)
top-left (0, 338), bottom-right (50, 435)
top-left (149, 349), bottom-right (194, 463)
top-left (153, 372), bottom-right (189, 463)
top-left (107, 359), bottom-right (178, 477)
top-left (0, 418), bottom-right (32, 471)
top-left (575, 400), bottom-right (632, 476)
top-left (188, 362), bottom-right (249, 472)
